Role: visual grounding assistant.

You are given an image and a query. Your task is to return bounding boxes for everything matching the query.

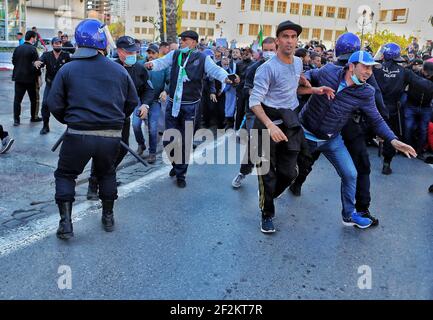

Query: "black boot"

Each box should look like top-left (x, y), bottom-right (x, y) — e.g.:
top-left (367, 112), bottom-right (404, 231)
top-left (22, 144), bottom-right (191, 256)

top-left (39, 120), bottom-right (50, 135)
top-left (382, 161), bottom-right (392, 175)
top-left (56, 201), bottom-right (74, 240)
top-left (224, 117), bottom-right (234, 130)
top-left (101, 200), bottom-right (115, 232)
top-left (87, 177), bottom-right (99, 200)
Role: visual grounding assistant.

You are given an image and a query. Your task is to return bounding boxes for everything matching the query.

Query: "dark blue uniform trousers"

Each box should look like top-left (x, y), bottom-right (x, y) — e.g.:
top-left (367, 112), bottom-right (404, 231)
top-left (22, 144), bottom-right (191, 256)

top-left (55, 133), bottom-right (121, 203)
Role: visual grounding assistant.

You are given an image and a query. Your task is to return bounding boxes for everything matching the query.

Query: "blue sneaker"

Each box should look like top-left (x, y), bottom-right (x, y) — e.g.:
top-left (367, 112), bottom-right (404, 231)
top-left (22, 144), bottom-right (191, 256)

top-left (342, 212), bottom-right (372, 229)
top-left (261, 217), bottom-right (276, 233)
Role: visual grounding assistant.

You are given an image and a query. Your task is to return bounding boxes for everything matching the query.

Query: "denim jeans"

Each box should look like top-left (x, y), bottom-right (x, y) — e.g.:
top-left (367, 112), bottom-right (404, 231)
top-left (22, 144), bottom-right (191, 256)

top-left (307, 134), bottom-right (357, 219)
top-left (404, 104), bottom-right (432, 152)
top-left (132, 101), bottom-right (161, 154)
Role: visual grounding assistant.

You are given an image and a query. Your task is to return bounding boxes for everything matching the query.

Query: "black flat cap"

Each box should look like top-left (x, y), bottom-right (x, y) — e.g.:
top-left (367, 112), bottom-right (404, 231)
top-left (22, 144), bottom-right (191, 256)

top-left (179, 30), bottom-right (199, 42)
top-left (116, 36), bottom-right (137, 52)
top-left (276, 20), bottom-right (302, 37)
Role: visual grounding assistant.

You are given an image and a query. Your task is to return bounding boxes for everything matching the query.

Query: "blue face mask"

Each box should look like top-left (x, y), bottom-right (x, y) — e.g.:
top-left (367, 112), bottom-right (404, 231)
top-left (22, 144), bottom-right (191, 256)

top-left (180, 47), bottom-right (190, 54)
top-left (351, 73), bottom-right (364, 85)
top-left (125, 54), bottom-right (137, 66)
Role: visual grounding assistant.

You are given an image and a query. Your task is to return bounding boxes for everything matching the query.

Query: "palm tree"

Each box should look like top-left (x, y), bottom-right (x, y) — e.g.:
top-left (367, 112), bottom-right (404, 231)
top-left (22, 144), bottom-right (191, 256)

top-left (158, 0), bottom-right (178, 42)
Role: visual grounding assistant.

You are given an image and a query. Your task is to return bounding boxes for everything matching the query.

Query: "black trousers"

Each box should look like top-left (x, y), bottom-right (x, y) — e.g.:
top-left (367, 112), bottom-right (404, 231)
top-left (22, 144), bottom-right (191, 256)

top-left (0, 125), bottom-right (8, 140)
top-left (55, 133), bottom-right (121, 203)
top-left (235, 90), bottom-right (247, 130)
top-left (41, 82), bottom-right (52, 122)
top-left (14, 81), bottom-right (38, 119)
top-left (383, 112), bottom-right (401, 163)
top-left (90, 118), bottom-right (130, 180)
top-left (295, 120), bottom-right (372, 212)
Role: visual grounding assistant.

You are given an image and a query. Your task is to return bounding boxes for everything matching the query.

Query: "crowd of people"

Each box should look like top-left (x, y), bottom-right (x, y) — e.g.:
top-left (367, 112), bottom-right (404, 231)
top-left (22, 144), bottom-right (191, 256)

top-left (1, 19), bottom-right (432, 237)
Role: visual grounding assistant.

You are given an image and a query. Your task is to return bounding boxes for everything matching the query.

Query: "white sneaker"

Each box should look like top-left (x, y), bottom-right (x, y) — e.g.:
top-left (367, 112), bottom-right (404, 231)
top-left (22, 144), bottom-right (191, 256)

top-left (232, 173), bottom-right (245, 188)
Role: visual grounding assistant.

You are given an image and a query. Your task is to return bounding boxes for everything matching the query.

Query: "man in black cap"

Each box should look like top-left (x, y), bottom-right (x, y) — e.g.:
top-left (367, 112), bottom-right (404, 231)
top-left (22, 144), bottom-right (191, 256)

top-left (34, 37), bottom-right (71, 134)
top-left (61, 34), bottom-right (75, 54)
top-left (249, 20), bottom-right (327, 233)
top-left (87, 35), bottom-right (154, 200)
top-left (144, 30), bottom-right (238, 188)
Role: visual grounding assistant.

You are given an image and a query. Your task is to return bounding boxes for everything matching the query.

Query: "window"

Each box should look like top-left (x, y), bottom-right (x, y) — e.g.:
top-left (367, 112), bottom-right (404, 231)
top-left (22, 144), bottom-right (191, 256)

top-left (199, 27), bottom-right (206, 35)
top-left (277, 1), bottom-right (286, 13)
top-left (142, 16), bottom-right (148, 22)
top-left (209, 0), bottom-right (216, 4)
top-left (324, 29), bottom-right (333, 41)
top-left (379, 10), bottom-right (387, 21)
top-left (392, 9), bottom-right (407, 21)
top-left (249, 24), bottom-right (259, 36)
top-left (335, 30), bottom-right (345, 39)
top-left (251, 0), bottom-right (261, 11)
top-left (326, 6), bottom-right (335, 18)
top-left (182, 11), bottom-right (188, 19)
top-left (181, 27), bottom-right (188, 32)
top-left (208, 13), bottom-right (215, 20)
top-left (216, 0), bottom-right (222, 8)
top-left (201, 0), bottom-right (207, 4)
top-left (241, 0), bottom-right (245, 11)
top-left (134, 27), bottom-right (140, 34)
top-left (264, 0), bottom-right (274, 12)
top-left (263, 24), bottom-right (272, 36)
top-left (314, 5), bottom-right (323, 17)
top-left (149, 28), bottom-right (154, 35)
top-left (141, 28), bottom-right (147, 34)
top-left (135, 16), bottom-right (140, 22)
top-left (208, 28), bottom-right (214, 36)
top-left (149, 17), bottom-right (154, 23)
top-left (312, 28), bottom-right (321, 39)
top-left (190, 11), bottom-right (197, 19)
top-left (189, 27), bottom-right (198, 32)
top-left (300, 27), bottom-right (310, 40)
top-left (290, 2), bottom-right (299, 15)
top-left (302, 4), bottom-right (312, 16)
top-left (239, 23), bottom-right (244, 35)
top-left (200, 12), bottom-right (207, 20)
top-left (337, 7), bottom-right (347, 19)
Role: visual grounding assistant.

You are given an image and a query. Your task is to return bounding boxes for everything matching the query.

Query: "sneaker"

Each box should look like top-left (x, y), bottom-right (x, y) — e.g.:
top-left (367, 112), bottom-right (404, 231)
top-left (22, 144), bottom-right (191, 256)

top-left (232, 173), bottom-right (245, 188)
top-left (289, 183), bottom-right (301, 197)
top-left (169, 168), bottom-right (176, 177)
top-left (147, 153), bottom-right (156, 164)
top-left (261, 217), bottom-right (276, 233)
top-left (176, 179), bottom-right (186, 188)
top-left (39, 125), bottom-right (50, 135)
top-left (382, 162), bottom-right (392, 175)
top-left (342, 212), bottom-right (373, 229)
top-left (0, 136), bottom-right (14, 154)
top-left (359, 209), bottom-right (379, 226)
top-left (136, 144), bottom-right (146, 156)
top-left (13, 117), bottom-right (20, 126)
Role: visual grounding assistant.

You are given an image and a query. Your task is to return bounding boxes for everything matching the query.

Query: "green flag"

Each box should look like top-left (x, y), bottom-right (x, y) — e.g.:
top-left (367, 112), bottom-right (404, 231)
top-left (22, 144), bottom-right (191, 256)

top-left (258, 25), bottom-right (263, 47)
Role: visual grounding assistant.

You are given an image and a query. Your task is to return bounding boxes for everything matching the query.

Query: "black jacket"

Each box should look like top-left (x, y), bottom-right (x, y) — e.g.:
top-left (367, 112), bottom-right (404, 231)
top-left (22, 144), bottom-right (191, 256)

top-left (47, 54), bottom-right (139, 130)
top-left (235, 59), bottom-right (254, 94)
top-left (116, 59), bottom-right (154, 106)
top-left (407, 71), bottom-right (433, 107)
top-left (12, 42), bottom-right (40, 84)
top-left (39, 51), bottom-right (71, 83)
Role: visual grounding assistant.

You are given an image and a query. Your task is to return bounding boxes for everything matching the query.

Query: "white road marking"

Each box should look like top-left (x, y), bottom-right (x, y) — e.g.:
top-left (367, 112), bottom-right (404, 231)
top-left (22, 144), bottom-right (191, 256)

top-left (0, 133), bottom-right (230, 257)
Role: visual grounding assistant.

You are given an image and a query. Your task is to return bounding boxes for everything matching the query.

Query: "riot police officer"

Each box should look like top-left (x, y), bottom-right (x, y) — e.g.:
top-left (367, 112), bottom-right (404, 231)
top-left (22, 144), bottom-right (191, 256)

top-left (47, 19), bottom-right (139, 239)
top-left (373, 43), bottom-right (426, 174)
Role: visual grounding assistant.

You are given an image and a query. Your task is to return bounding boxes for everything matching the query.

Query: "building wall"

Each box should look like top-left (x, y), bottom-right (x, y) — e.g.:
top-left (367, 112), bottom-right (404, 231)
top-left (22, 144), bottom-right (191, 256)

top-left (124, 0), bottom-right (159, 41)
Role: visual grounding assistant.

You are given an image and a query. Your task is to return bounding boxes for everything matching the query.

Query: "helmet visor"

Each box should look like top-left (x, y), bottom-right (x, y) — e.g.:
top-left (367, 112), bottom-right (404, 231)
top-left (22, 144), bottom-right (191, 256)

top-left (373, 45), bottom-right (385, 61)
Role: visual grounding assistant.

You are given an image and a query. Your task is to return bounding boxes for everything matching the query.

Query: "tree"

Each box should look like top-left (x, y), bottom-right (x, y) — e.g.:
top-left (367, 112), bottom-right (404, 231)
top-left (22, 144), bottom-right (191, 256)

top-left (108, 22), bottom-right (125, 40)
top-left (359, 30), bottom-right (411, 55)
top-left (158, 0), bottom-right (178, 43)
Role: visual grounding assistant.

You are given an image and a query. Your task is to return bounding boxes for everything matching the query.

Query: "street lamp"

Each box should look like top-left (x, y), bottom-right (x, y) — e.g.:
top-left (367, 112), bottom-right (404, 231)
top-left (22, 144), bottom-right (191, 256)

top-left (218, 20), bottom-right (226, 37)
top-left (357, 6), bottom-right (374, 48)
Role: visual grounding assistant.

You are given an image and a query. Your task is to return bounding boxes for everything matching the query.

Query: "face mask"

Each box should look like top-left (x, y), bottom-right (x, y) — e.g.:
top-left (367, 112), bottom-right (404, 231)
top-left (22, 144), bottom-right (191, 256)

top-left (125, 54), bottom-right (137, 66)
top-left (180, 47), bottom-right (190, 54)
top-left (351, 73), bottom-right (364, 85)
top-left (262, 51), bottom-right (276, 61)
top-left (53, 48), bottom-right (62, 53)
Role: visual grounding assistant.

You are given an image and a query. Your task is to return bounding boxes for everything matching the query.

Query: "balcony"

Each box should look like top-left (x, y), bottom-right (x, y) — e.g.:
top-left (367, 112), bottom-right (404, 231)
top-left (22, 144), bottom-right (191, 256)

top-left (26, 0), bottom-right (70, 11)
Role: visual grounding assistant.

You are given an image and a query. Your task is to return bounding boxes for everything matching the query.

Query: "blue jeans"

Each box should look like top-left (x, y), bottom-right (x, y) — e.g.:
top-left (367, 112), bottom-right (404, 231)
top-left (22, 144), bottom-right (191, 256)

top-left (404, 104), bottom-right (432, 152)
top-left (163, 100), bottom-right (199, 180)
top-left (132, 101), bottom-right (161, 154)
top-left (307, 135), bottom-right (357, 219)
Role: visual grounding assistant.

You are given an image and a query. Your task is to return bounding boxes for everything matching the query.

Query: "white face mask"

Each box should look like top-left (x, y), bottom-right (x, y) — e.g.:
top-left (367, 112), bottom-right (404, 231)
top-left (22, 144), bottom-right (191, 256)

top-left (262, 51), bottom-right (276, 61)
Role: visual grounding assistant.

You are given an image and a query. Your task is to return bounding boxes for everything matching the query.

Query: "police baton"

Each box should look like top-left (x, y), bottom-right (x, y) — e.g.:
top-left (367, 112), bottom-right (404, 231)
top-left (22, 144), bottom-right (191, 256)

top-left (51, 132), bottom-right (148, 167)
top-left (396, 102), bottom-right (403, 137)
